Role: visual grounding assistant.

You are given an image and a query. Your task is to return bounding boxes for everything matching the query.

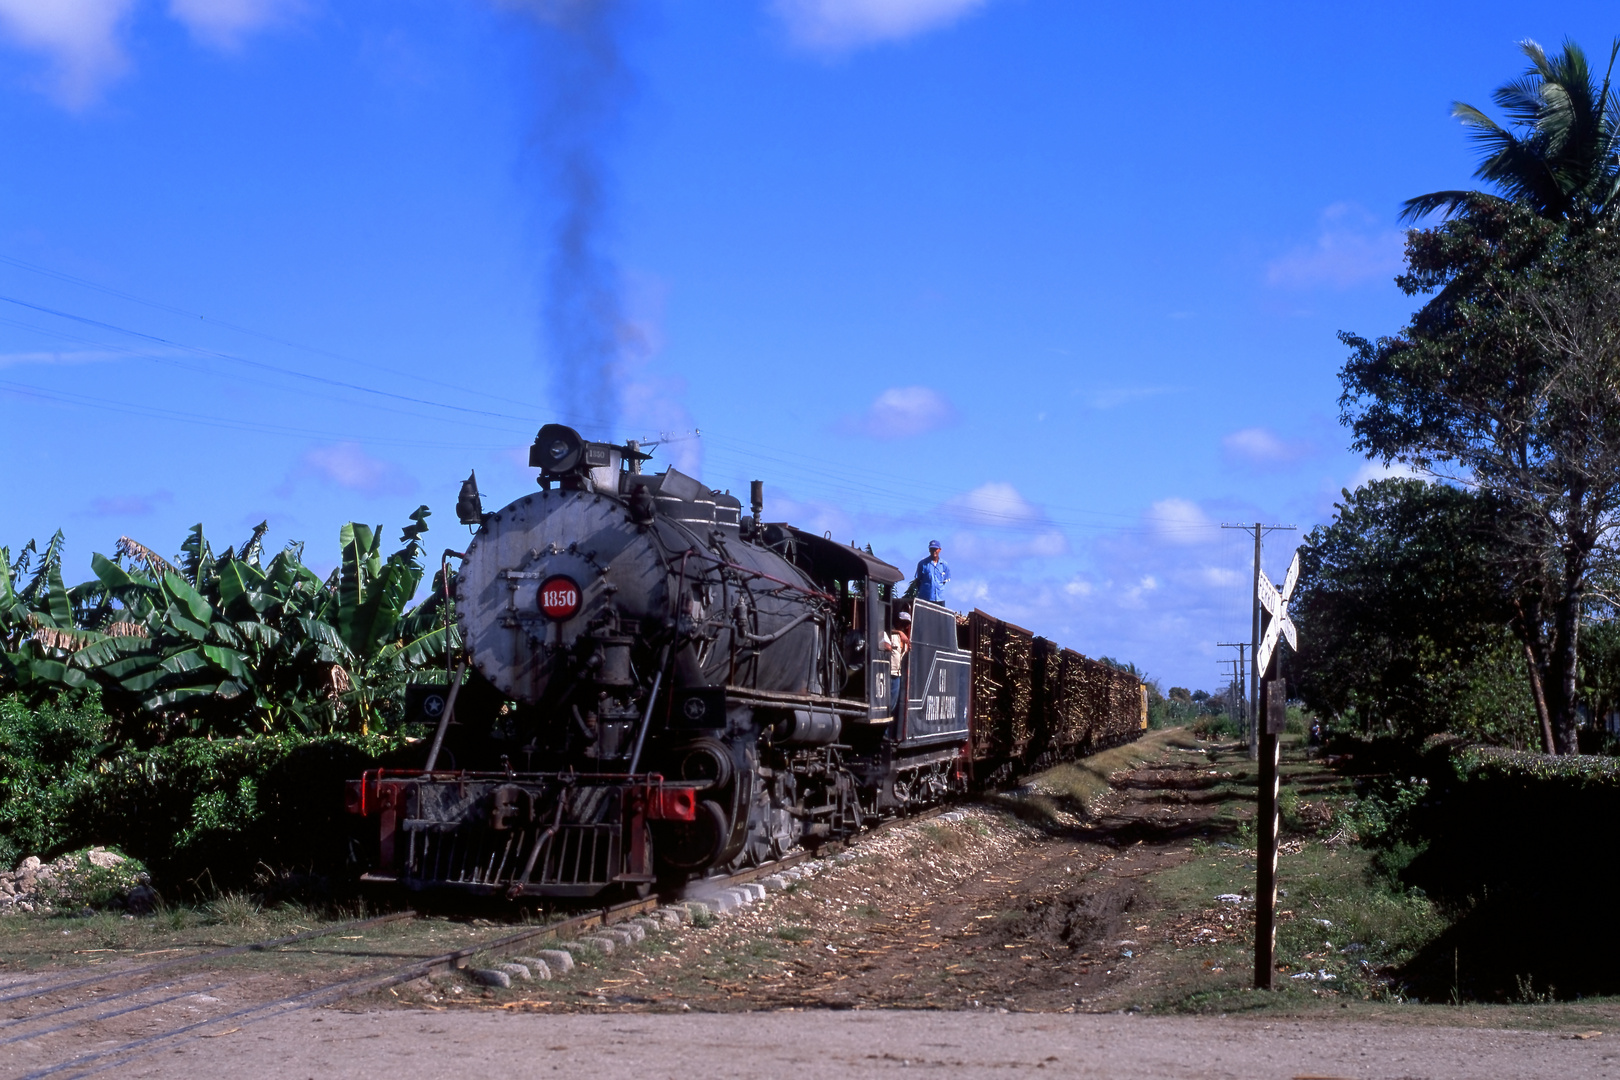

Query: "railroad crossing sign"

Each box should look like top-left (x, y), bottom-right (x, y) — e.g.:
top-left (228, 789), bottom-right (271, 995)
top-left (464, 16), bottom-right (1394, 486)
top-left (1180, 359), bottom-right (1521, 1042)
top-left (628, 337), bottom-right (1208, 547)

top-left (1252, 546), bottom-right (1301, 993)
top-left (1255, 550), bottom-right (1300, 674)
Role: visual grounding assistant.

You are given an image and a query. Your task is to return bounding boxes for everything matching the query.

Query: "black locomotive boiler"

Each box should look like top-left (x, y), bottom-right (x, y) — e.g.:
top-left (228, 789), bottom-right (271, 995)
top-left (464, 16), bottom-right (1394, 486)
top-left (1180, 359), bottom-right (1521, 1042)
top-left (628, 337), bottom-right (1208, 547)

top-left (346, 425), bottom-right (1145, 899)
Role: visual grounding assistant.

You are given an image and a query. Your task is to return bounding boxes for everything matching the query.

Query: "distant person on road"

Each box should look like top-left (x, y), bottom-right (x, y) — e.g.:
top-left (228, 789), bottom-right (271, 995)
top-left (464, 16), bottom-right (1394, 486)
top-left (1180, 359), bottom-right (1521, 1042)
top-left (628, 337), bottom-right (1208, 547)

top-left (912, 541), bottom-right (950, 605)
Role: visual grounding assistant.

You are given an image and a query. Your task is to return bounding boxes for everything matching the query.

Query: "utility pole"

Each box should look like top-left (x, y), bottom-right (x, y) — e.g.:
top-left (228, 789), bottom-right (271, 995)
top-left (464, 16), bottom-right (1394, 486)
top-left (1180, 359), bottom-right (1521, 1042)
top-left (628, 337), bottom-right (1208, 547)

top-left (1223, 523), bottom-right (1296, 760)
top-left (1216, 642), bottom-right (1249, 741)
top-left (1216, 658), bottom-right (1240, 731)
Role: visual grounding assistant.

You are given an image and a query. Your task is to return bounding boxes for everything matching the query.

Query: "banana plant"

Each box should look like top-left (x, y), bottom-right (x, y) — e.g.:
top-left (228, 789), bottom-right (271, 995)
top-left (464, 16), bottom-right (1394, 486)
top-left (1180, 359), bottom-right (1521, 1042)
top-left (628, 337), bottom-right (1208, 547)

top-left (0, 533), bottom-right (94, 692)
top-left (313, 507), bottom-right (457, 731)
top-left (1, 508), bottom-right (458, 740)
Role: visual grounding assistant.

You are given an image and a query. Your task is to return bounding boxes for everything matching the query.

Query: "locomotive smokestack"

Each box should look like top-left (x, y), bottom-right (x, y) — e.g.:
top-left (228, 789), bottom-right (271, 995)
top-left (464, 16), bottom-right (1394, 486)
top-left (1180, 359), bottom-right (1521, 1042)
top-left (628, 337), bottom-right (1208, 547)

top-left (750, 480), bottom-right (764, 528)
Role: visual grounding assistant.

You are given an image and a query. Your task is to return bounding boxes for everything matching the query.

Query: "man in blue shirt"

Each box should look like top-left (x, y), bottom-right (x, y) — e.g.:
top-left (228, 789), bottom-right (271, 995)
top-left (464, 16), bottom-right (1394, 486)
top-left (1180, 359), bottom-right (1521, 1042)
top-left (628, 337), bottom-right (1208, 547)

top-left (913, 540), bottom-right (950, 604)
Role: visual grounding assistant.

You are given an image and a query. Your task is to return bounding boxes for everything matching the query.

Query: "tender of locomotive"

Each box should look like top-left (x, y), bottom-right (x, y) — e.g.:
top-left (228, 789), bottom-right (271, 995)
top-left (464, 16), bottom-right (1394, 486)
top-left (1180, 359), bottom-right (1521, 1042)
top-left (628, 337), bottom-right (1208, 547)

top-left (346, 425), bottom-right (1144, 900)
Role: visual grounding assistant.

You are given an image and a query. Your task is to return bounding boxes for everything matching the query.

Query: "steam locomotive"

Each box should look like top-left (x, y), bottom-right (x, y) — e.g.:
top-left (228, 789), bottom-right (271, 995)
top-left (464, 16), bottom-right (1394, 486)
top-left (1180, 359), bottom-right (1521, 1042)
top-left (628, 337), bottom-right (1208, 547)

top-left (346, 425), bottom-right (1145, 900)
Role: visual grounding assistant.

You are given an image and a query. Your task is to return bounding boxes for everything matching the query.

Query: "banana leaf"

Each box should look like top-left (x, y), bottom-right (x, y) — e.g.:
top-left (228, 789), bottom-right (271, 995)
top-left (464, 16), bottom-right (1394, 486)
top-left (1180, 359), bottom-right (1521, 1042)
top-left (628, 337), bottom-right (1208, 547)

top-left (162, 603), bottom-right (210, 643)
top-left (202, 643), bottom-right (251, 681)
top-left (217, 560), bottom-right (268, 614)
top-left (180, 523), bottom-right (213, 587)
top-left (72, 634), bottom-right (151, 668)
top-left (160, 647), bottom-right (212, 675)
top-left (161, 571), bottom-right (214, 626)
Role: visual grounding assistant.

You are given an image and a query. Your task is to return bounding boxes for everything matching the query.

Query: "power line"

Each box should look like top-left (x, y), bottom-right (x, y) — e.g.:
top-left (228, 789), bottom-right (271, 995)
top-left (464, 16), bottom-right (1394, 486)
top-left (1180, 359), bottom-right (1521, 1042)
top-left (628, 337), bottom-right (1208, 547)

top-left (0, 292), bottom-right (545, 425)
top-left (0, 380), bottom-right (520, 450)
top-left (0, 251), bottom-right (602, 422)
top-left (0, 257), bottom-right (1258, 551)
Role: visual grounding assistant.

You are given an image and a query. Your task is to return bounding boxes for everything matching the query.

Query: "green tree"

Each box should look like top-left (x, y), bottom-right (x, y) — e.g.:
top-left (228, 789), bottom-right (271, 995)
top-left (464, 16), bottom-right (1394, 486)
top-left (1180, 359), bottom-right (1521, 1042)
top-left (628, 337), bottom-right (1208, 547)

top-left (1341, 38), bottom-right (1620, 753)
top-left (1402, 39), bottom-right (1620, 223)
top-left (1292, 479), bottom-right (1539, 746)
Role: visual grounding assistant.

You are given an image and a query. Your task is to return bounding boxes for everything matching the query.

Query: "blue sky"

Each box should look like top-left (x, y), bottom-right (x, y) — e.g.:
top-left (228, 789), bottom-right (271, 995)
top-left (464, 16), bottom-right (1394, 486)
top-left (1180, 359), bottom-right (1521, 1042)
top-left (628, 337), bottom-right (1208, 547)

top-left (0, 0), bottom-right (1610, 690)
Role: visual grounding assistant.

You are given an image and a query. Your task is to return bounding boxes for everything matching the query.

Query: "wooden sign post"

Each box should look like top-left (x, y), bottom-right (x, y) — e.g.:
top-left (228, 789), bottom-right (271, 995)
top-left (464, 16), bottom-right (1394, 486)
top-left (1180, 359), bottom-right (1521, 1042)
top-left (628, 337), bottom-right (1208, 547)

top-left (1252, 550), bottom-right (1299, 991)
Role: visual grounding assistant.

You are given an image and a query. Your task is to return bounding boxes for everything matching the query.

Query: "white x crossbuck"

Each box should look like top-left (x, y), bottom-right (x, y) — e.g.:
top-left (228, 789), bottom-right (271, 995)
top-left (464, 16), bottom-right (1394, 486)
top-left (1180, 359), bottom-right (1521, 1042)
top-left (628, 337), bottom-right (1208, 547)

top-left (1256, 550), bottom-right (1300, 674)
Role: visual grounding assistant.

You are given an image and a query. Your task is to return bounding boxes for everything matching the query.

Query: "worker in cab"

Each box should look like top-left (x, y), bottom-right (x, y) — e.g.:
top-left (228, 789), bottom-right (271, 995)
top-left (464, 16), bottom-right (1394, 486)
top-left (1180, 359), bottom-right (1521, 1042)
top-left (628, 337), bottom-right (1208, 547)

top-left (880, 609), bottom-right (911, 713)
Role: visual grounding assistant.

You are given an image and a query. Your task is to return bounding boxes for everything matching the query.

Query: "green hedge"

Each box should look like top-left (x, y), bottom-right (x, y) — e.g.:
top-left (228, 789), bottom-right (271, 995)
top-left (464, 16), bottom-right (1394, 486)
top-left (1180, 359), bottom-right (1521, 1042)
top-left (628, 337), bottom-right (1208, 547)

top-left (0, 693), bottom-right (415, 900)
top-left (1367, 744), bottom-right (1620, 1000)
top-left (80, 731), bottom-right (411, 898)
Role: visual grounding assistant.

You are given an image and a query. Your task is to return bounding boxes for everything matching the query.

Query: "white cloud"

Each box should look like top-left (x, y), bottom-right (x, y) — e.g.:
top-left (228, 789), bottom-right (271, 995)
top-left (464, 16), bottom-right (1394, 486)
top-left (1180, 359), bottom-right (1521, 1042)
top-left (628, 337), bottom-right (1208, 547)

top-left (1266, 203), bottom-right (1405, 290)
top-left (844, 385), bottom-right (956, 439)
top-left (767, 490), bottom-right (856, 542)
top-left (1222, 426), bottom-right (1314, 468)
top-left (0, 348), bottom-right (125, 367)
top-left (945, 481), bottom-right (1039, 526)
top-left (1348, 458), bottom-right (1420, 489)
top-left (933, 482), bottom-right (1066, 563)
top-left (1146, 497), bottom-right (1216, 546)
top-left (88, 490), bottom-right (173, 517)
top-left (946, 529), bottom-right (1067, 564)
top-left (0, 0), bottom-right (294, 106)
top-left (0, 0), bottom-right (134, 108)
top-left (1086, 385), bottom-right (1179, 410)
top-left (615, 276), bottom-right (704, 478)
top-left (772, 0), bottom-right (992, 52)
top-left (285, 442), bottom-right (417, 497)
top-left (167, 0), bottom-right (299, 49)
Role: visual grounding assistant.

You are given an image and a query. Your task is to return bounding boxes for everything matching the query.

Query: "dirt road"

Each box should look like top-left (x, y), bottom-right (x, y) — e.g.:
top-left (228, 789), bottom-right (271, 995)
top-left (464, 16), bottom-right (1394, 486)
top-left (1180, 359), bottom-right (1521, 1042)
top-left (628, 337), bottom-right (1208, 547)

top-left (85, 1008), bottom-right (1620, 1079)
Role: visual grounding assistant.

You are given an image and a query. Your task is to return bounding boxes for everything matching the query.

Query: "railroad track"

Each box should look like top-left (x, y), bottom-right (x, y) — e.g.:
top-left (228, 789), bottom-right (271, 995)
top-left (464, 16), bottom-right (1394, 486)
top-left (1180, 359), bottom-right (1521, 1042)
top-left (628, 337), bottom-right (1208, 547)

top-left (5, 813), bottom-right (955, 1080)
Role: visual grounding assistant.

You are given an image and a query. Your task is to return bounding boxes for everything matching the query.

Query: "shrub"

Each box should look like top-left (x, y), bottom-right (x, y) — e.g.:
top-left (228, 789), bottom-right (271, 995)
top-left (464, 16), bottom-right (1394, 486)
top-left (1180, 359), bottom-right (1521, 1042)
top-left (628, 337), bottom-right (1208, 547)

top-left (0, 692), bottom-right (111, 869)
top-left (1191, 713), bottom-right (1239, 740)
top-left (77, 731), bottom-right (410, 899)
top-left (31, 847), bottom-right (148, 910)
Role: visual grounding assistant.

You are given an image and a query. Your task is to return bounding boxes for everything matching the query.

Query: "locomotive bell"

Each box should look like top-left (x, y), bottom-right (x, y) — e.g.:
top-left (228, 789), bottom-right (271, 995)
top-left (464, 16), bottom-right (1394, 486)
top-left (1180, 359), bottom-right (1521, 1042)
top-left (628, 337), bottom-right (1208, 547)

top-left (455, 470), bottom-right (484, 525)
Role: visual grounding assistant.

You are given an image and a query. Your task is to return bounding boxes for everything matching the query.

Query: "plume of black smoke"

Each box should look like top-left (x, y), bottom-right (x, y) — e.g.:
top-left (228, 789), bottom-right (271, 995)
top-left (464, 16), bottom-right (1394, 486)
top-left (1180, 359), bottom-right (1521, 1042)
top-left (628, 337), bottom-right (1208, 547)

top-left (499, 0), bottom-right (630, 436)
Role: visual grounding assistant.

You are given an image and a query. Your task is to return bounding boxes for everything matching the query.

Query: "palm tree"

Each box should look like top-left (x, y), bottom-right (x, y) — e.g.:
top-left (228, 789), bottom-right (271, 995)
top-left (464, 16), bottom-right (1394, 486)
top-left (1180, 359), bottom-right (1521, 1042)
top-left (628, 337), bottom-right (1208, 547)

top-left (1401, 39), bottom-right (1620, 222)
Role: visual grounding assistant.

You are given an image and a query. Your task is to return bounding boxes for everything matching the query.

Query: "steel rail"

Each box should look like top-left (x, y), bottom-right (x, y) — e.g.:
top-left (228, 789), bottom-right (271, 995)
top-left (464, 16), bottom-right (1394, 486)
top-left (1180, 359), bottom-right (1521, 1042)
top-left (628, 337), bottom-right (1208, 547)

top-left (0, 982), bottom-right (226, 1048)
top-left (19, 894), bottom-right (664, 1080)
top-left (0, 910), bottom-right (416, 1008)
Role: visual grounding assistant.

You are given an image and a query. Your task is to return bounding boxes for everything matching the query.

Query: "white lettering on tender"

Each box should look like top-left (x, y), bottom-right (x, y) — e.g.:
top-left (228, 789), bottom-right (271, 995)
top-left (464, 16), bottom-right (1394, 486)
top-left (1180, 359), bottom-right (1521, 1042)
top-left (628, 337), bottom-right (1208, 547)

top-left (924, 695), bottom-right (958, 722)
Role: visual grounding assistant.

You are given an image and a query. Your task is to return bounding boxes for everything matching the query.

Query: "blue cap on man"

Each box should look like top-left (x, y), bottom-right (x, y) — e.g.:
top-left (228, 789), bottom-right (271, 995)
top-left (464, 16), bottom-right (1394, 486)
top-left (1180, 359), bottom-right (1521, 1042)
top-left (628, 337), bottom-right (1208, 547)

top-left (928, 540), bottom-right (941, 551)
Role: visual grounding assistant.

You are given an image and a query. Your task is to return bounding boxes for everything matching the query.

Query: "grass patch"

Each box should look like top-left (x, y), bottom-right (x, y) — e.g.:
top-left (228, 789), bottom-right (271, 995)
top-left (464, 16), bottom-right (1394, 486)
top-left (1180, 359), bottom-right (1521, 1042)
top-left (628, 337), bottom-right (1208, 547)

top-left (206, 891), bottom-right (264, 927)
top-left (1046, 728), bottom-right (1201, 808)
top-left (918, 824), bottom-right (966, 854)
top-left (990, 727), bottom-right (1201, 830)
top-left (1143, 839), bottom-right (1444, 1013)
top-left (775, 925), bottom-right (814, 942)
top-left (1128, 734), bottom-right (1448, 1014)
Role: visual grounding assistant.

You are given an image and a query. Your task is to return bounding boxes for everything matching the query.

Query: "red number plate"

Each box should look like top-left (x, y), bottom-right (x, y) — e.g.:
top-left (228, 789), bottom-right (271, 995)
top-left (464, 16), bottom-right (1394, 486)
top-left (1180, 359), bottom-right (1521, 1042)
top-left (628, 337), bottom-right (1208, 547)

top-left (539, 576), bottom-right (581, 619)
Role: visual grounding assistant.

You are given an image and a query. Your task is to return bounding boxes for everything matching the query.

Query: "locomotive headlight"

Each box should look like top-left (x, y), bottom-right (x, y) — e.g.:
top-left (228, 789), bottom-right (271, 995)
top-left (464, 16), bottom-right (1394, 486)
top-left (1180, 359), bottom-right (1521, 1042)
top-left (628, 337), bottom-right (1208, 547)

top-left (529, 423), bottom-right (584, 474)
